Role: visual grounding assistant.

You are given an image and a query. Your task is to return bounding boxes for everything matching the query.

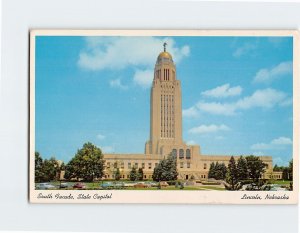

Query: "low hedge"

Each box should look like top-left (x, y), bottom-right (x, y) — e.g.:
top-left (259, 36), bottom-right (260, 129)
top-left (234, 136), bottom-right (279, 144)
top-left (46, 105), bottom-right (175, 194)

top-left (166, 180), bottom-right (179, 186)
top-left (201, 182), bottom-right (220, 185)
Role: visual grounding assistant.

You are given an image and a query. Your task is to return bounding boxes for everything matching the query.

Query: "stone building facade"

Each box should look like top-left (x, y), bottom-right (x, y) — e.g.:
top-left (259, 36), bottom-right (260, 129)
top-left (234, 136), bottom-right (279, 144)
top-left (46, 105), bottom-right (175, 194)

top-left (103, 45), bottom-right (280, 181)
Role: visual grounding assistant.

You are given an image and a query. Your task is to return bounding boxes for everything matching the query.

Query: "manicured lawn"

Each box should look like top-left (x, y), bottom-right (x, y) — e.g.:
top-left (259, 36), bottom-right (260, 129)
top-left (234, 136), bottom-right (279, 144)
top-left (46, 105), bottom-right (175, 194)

top-left (38, 181), bottom-right (226, 191)
top-left (270, 180), bottom-right (292, 185)
top-left (37, 180), bottom-right (291, 191)
top-left (199, 186), bottom-right (225, 191)
top-left (123, 186), bottom-right (221, 191)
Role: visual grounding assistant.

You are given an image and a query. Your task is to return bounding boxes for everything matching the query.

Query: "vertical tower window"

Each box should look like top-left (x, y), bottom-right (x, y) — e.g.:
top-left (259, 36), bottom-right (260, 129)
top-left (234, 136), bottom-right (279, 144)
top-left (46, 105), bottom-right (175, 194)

top-left (186, 149), bottom-right (191, 159)
top-left (172, 149), bottom-right (177, 158)
top-left (179, 149), bottom-right (184, 159)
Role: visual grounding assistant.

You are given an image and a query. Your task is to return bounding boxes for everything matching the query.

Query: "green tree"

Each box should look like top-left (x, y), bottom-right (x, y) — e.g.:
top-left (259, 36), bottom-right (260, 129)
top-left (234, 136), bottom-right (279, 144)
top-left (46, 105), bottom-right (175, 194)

top-left (208, 162), bottom-right (216, 179)
top-left (64, 159), bottom-right (77, 180)
top-left (273, 160), bottom-right (293, 181)
top-left (115, 168), bottom-right (121, 181)
top-left (42, 157), bottom-right (60, 182)
top-left (137, 168), bottom-right (144, 181)
top-left (65, 142), bottom-right (105, 182)
top-left (245, 155), bottom-right (266, 184)
top-left (35, 152), bottom-right (45, 182)
top-left (208, 162), bottom-right (227, 180)
top-left (129, 166), bottom-right (137, 181)
top-left (153, 163), bottom-right (162, 181)
top-left (214, 162), bottom-right (227, 180)
top-left (226, 156), bottom-right (239, 190)
top-left (152, 154), bottom-right (178, 181)
top-left (273, 164), bottom-right (280, 172)
top-left (35, 152), bottom-right (60, 182)
top-left (237, 156), bottom-right (248, 180)
top-left (288, 159), bottom-right (293, 180)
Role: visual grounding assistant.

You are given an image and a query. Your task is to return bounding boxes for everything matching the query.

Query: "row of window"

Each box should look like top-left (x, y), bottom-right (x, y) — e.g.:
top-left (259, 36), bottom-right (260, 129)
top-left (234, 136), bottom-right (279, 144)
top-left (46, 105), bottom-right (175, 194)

top-left (172, 149), bottom-right (191, 159)
top-left (104, 174), bottom-right (154, 179)
top-left (161, 94), bottom-right (174, 101)
top-left (104, 174), bottom-right (207, 179)
top-left (106, 162), bottom-right (158, 170)
top-left (106, 161), bottom-right (208, 170)
top-left (155, 69), bottom-right (172, 81)
top-left (180, 162), bottom-right (191, 169)
top-left (160, 94), bottom-right (175, 138)
top-left (164, 69), bottom-right (170, 81)
top-left (155, 69), bottom-right (176, 82)
top-left (270, 175), bottom-right (281, 179)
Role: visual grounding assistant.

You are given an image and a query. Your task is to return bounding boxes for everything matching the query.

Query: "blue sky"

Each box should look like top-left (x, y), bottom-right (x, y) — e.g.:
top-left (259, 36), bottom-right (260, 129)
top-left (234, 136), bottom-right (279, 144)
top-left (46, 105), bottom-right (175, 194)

top-left (35, 35), bottom-right (293, 166)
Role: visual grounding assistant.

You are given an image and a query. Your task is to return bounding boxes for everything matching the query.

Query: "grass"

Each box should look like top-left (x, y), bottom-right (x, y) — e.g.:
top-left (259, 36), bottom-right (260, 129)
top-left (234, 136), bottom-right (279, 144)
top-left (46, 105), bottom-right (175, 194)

top-left (269, 180), bottom-right (292, 185)
top-left (127, 186), bottom-right (201, 190)
top-left (199, 186), bottom-right (225, 191)
top-left (37, 181), bottom-right (226, 191)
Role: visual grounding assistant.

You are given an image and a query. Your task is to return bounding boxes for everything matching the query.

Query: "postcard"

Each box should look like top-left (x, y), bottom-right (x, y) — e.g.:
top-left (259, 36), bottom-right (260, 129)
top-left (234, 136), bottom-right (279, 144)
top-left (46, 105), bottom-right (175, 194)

top-left (30, 30), bottom-right (299, 204)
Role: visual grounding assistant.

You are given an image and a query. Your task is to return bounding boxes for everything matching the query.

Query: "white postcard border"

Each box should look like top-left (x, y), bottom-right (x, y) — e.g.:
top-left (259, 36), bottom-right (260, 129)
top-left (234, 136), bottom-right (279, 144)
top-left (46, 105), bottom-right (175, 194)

top-left (30, 29), bottom-right (299, 204)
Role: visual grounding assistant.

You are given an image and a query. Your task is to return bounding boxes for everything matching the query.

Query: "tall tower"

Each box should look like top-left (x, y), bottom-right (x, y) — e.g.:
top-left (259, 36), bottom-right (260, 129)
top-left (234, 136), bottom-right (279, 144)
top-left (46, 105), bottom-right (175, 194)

top-left (145, 43), bottom-right (183, 155)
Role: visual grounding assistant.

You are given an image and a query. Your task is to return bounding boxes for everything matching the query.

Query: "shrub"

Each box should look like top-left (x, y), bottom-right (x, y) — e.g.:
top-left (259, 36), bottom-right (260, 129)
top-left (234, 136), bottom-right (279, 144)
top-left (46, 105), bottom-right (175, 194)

top-left (180, 182), bottom-right (184, 189)
top-left (166, 180), bottom-right (178, 186)
top-left (201, 182), bottom-right (219, 185)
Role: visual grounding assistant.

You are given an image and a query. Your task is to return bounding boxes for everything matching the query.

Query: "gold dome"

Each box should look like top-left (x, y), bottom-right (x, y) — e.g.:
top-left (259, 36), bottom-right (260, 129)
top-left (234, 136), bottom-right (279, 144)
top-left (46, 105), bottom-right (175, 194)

top-left (158, 51), bottom-right (173, 59)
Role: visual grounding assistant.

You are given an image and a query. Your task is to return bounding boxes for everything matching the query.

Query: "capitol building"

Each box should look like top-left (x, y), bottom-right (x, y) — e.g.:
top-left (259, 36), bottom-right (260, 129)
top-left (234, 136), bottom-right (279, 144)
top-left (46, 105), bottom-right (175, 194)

top-left (103, 44), bottom-right (281, 181)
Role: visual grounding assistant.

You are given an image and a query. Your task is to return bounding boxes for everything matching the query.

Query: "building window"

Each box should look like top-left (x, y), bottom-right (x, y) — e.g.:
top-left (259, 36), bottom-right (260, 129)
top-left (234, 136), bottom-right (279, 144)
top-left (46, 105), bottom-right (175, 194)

top-left (128, 163), bottom-right (131, 169)
top-left (121, 162), bottom-right (124, 169)
top-left (144, 175), bottom-right (147, 179)
top-left (114, 162), bottom-right (117, 168)
top-left (180, 162), bottom-right (184, 168)
top-left (148, 163), bottom-right (152, 169)
top-left (135, 163), bottom-right (138, 168)
top-left (107, 162), bottom-right (110, 168)
top-left (142, 163), bottom-right (145, 169)
top-left (204, 163), bottom-right (207, 169)
top-left (186, 149), bottom-right (191, 159)
top-left (179, 149), bottom-right (184, 159)
top-left (172, 149), bottom-right (177, 158)
top-left (187, 162), bottom-right (190, 168)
